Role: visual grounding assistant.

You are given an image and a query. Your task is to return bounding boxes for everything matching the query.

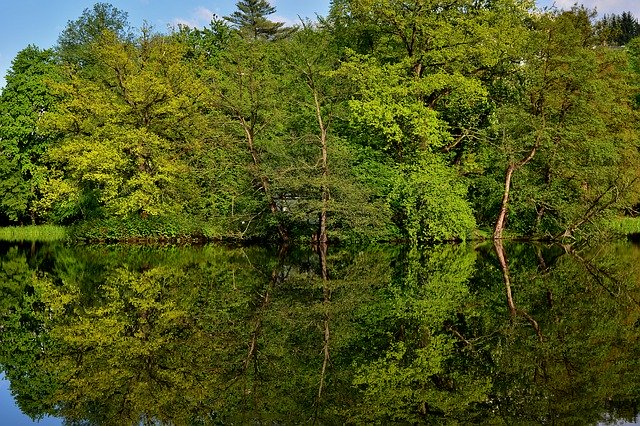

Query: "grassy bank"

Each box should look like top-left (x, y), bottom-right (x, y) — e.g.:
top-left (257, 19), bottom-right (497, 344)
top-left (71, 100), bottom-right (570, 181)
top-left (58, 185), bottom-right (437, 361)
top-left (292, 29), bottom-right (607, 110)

top-left (0, 225), bottom-right (67, 242)
top-left (605, 217), bottom-right (640, 237)
top-left (67, 216), bottom-right (224, 243)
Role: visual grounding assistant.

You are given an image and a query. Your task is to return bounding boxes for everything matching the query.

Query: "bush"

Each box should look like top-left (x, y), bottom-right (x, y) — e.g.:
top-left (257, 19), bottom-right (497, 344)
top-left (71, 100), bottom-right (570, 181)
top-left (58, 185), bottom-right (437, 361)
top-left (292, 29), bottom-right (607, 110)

top-left (388, 156), bottom-right (476, 244)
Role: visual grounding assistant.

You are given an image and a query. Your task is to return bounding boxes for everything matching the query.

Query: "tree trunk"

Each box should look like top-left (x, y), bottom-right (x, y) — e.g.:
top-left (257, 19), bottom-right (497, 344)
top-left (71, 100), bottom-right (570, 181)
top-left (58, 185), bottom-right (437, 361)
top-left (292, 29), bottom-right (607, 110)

top-left (315, 242), bottom-right (330, 417)
top-left (494, 164), bottom-right (516, 240)
top-left (494, 238), bottom-right (517, 317)
top-left (241, 119), bottom-right (289, 241)
top-left (312, 86), bottom-right (329, 244)
top-left (494, 238), bottom-right (544, 341)
top-left (494, 142), bottom-right (540, 240)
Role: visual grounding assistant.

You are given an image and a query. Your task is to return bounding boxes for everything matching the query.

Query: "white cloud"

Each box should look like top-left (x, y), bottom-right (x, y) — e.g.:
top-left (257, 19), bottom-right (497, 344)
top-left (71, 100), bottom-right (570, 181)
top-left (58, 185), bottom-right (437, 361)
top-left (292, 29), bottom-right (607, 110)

top-left (172, 7), bottom-right (215, 29)
top-left (271, 14), bottom-right (298, 26)
top-left (552, 0), bottom-right (640, 16)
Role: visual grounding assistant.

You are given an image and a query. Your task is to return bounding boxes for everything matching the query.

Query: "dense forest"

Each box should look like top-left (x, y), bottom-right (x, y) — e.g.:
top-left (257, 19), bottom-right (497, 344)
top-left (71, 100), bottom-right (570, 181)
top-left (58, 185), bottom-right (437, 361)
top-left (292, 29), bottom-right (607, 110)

top-left (2, 0), bottom-right (640, 244)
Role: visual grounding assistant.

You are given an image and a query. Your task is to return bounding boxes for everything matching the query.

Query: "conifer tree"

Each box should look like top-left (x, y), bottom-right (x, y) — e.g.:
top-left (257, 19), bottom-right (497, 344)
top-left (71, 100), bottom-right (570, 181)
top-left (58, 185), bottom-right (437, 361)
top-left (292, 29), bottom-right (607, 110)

top-left (224, 0), bottom-right (289, 40)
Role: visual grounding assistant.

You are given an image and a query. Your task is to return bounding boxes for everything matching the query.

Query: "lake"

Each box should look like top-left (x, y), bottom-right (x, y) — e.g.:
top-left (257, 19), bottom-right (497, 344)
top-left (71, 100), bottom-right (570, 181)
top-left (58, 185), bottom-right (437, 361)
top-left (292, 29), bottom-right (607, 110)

top-left (0, 240), bottom-right (639, 424)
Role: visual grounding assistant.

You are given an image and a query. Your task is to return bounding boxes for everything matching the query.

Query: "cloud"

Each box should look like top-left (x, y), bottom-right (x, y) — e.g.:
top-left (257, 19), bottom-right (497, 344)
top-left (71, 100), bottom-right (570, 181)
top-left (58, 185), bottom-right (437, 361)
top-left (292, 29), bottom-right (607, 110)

top-left (551, 0), bottom-right (640, 16)
top-left (271, 14), bottom-right (298, 26)
top-left (172, 7), bottom-right (215, 29)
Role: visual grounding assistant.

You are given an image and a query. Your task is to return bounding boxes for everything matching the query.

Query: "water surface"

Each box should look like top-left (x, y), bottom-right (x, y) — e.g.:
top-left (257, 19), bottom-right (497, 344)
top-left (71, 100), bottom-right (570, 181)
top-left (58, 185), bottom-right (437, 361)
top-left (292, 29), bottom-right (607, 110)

top-left (0, 240), bottom-right (639, 424)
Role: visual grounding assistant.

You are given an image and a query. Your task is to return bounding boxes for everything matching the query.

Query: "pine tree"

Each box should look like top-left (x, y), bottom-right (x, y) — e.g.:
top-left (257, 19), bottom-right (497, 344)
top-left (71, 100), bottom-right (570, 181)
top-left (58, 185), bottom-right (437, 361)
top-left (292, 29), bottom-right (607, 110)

top-left (224, 0), bottom-right (289, 40)
top-left (597, 11), bottom-right (640, 46)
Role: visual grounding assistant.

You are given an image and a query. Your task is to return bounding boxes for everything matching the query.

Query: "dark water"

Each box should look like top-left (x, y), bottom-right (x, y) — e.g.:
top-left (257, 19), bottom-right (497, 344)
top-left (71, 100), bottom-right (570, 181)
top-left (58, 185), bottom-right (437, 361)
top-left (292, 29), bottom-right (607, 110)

top-left (0, 240), bottom-right (639, 425)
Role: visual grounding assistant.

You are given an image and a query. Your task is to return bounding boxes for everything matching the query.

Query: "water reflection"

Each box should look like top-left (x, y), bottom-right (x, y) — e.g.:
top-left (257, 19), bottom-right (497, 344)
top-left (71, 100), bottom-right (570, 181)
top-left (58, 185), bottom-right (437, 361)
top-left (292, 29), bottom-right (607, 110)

top-left (0, 241), bottom-right (639, 424)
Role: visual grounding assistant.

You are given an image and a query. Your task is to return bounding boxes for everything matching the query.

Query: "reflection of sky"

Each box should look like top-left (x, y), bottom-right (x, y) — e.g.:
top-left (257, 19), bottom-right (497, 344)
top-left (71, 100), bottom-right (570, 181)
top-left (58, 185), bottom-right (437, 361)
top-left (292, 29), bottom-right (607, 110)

top-left (599, 420), bottom-right (640, 426)
top-left (0, 374), bottom-right (61, 426)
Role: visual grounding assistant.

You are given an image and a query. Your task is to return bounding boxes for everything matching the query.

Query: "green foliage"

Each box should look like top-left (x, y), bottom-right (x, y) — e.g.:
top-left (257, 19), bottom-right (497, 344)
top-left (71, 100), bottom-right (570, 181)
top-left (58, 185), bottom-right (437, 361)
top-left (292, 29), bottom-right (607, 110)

top-left (41, 31), bottom-right (206, 221)
top-left (172, 16), bottom-right (233, 66)
top-left (56, 2), bottom-right (133, 68)
top-left (67, 215), bottom-right (208, 241)
top-left (2, 2), bottom-right (640, 241)
top-left (482, 7), bottom-right (640, 237)
top-left (1, 241), bottom-right (640, 423)
top-left (339, 54), bottom-right (452, 158)
top-left (602, 216), bottom-right (640, 236)
top-left (597, 12), bottom-right (640, 46)
top-left (389, 156), bottom-right (476, 243)
top-left (224, 0), bottom-right (291, 40)
top-left (0, 45), bottom-right (57, 223)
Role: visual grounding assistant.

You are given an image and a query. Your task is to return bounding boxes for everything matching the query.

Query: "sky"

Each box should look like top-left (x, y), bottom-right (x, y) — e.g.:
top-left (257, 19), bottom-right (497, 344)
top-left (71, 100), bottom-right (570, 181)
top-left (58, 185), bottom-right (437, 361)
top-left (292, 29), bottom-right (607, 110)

top-left (0, 374), bottom-right (62, 425)
top-left (1, 0), bottom-right (640, 87)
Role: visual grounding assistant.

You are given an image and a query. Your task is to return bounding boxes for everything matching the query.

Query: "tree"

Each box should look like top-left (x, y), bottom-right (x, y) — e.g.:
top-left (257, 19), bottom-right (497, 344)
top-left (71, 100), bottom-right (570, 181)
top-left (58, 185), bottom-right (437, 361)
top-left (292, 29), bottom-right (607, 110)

top-left (202, 33), bottom-right (293, 240)
top-left (278, 24), bottom-right (393, 243)
top-left (56, 2), bottom-right (133, 68)
top-left (597, 12), bottom-right (640, 46)
top-left (0, 46), bottom-right (57, 223)
top-left (327, 0), bottom-right (529, 241)
top-left (41, 31), bottom-right (207, 221)
top-left (224, 0), bottom-right (290, 40)
top-left (490, 8), bottom-right (640, 239)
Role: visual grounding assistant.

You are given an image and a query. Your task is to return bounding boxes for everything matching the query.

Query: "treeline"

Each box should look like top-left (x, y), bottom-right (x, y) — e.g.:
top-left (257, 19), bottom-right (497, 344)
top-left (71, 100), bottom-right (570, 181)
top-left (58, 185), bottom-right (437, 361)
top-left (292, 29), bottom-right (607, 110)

top-left (2, 0), bottom-right (640, 243)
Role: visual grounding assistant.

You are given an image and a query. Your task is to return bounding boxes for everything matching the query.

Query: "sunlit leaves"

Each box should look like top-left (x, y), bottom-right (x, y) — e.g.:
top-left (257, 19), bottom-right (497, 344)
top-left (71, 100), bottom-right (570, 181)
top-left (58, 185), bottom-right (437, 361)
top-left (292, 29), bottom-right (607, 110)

top-left (40, 32), bottom-right (205, 219)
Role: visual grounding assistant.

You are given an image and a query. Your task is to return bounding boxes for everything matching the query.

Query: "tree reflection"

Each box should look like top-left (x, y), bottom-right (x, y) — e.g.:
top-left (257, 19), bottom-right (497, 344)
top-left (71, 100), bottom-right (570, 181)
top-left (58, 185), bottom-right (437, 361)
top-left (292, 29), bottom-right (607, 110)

top-left (0, 241), bottom-right (639, 424)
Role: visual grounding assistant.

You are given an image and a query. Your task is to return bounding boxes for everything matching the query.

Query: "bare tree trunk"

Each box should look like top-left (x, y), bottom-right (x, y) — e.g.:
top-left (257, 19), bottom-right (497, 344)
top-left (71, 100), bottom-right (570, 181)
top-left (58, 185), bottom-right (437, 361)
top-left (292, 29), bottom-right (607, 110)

top-left (494, 238), bottom-right (517, 318)
top-left (494, 142), bottom-right (540, 240)
top-left (311, 84), bottom-right (329, 245)
top-left (315, 242), bottom-right (330, 422)
top-left (494, 239), bottom-right (544, 341)
top-left (494, 164), bottom-right (516, 241)
top-left (240, 119), bottom-right (289, 241)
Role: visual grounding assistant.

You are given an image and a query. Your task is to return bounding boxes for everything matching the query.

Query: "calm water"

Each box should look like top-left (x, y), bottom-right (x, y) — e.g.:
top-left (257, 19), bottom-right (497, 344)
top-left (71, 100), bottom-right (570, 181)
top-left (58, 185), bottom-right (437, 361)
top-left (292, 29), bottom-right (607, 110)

top-left (1, 240), bottom-right (639, 425)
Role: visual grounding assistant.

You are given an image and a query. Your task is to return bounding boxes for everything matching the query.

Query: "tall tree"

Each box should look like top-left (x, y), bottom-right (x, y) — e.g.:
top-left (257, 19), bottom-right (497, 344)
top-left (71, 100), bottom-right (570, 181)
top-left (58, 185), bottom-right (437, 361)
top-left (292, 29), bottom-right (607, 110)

top-left (0, 46), bottom-right (57, 223)
top-left (278, 24), bottom-right (392, 243)
top-left (41, 31), bottom-right (207, 221)
top-left (598, 11), bottom-right (640, 46)
top-left (327, 0), bottom-right (531, 242)
top-left (56, 2), bottom-right (133, 69)
top-left (490, 8), bottom-right (640, 239)
top-left (203, 34), bottom-right (293, 240)
top-left (224, 0), bottom-right (289, 40)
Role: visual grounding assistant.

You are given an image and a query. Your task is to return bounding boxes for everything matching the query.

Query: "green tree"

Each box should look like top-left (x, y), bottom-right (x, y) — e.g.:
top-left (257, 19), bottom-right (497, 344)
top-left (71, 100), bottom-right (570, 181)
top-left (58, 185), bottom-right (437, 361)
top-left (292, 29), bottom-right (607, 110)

top-left (598, 12), bottom-right (640, 46)
top-left (329, 0), bottom-right (531, 241)
top-left (41, 31), bottom-right (207, 222)
top-left (276, 25), bottom-right (393, 242)
top-left (489, 8), bottom-right (640, 239)
top-left (224, 0), bottom-right (291, 40)
top-left (57, 2), bottom-right (133, 68)
top-left (201, 33), bottom-right (293, 240)
top-left (0, 46), bottom-right (57, 223)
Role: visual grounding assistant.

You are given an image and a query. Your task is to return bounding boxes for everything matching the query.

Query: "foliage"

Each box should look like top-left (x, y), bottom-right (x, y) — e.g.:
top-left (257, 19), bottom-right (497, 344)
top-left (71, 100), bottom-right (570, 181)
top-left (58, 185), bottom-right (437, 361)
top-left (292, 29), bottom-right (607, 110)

top-left (56, 2), bottom-right (133, 69)
top-left (0, 46), bottom-right (58, 223)
top-left (224, 0), bottom-right (291, 40)
top-left (2, 240), bottom-right (639, 423)
top-left (1, 2), bottom-right (640, 241)
top-left (484, 7), bottom-right (640, 238)
top-left (389, 155), bottom-right (476, 243)
top-left (602, 216), bottom-right (640, 237)
top-left (597, 11), bottom-right (640, 46)
top-left (41, 31), bottom-right (206, 221)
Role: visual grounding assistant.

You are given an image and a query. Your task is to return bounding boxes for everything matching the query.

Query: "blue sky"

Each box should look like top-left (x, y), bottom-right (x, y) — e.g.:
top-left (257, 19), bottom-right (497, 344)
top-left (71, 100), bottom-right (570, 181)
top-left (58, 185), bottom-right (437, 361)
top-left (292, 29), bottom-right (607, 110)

top-left (1, 0), bottom-right (639, 87)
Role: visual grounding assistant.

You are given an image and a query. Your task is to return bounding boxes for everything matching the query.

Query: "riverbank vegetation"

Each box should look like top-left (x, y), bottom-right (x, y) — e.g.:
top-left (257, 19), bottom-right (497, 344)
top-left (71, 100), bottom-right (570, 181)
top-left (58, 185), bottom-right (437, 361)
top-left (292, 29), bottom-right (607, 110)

top-left (0, 225), bottom-right (66, 242)
top-left (2, 0), bottom-right (640, 244)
